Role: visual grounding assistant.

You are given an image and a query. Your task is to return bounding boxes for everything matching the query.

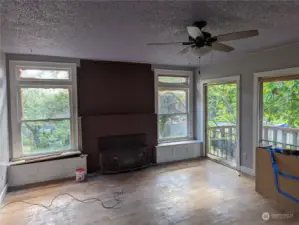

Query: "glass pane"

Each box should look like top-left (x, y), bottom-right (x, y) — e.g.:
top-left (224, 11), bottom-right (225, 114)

top-left (21, 119), bottom-right (71, 154)
top-left (159, 76), bottom-right (188, 84)
top-left (262, 79), bottom-right (299, 149)
top-left (21, 88), bottom-right (70, 120)
top-left (19, 69), bottom-right (69, 80)
top-left (206, 83), bottom-right (237, 165)
top-left (158, 114), bottom-right (187, 139)
top-left (159, 90), bottom-right (187, 114)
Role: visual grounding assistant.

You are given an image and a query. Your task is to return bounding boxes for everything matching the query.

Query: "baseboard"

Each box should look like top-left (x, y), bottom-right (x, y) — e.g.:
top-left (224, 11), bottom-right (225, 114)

top-left (0, 184), bottom-right (8, 206)
top-left (240, 166), bottom-right (255, 176)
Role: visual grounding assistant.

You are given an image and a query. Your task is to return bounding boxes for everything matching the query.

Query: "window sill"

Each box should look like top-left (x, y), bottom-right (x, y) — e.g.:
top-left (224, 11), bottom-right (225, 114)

top-left (10, 151), bottom-right (85, 166)
top-left (157, 140), bottom-right (201, 147)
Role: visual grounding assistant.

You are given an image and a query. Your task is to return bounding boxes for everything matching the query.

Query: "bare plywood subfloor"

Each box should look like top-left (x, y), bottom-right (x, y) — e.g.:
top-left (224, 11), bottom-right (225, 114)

top-left (1, 159), bottom-right (298, 225)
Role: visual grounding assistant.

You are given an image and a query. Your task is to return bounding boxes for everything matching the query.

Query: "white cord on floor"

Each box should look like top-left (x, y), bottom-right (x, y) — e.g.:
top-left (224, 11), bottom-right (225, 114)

top-left (0, 191), bottom-right (123, 212)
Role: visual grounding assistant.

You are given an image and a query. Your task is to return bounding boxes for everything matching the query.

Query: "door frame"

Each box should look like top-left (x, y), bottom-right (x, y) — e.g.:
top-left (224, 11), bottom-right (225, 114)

top-left (200, 76), bottom-right (240, 170)
top-left (253, 67), bottom-right (299, 175)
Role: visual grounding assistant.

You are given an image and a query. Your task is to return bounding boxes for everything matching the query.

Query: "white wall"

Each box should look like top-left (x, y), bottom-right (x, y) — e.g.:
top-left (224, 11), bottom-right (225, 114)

top-left (0, 51), bottom-right (9, 200)
top-left (197, 42), bottom-right (299, 169)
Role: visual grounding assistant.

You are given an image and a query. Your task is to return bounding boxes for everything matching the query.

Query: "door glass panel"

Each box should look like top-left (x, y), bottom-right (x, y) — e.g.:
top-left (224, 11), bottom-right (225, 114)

top-left (206, 82), bottom-right (237, 166)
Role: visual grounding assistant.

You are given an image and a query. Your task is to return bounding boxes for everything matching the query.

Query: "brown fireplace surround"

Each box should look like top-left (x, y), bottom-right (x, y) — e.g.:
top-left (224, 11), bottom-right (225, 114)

top-left (78, 60), bottom-right (157, 172)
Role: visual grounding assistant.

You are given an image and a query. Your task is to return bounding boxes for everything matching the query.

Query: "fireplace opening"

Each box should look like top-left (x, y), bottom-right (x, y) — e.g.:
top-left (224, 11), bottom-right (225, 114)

top-left (98, 133), bottom-right (149, 173)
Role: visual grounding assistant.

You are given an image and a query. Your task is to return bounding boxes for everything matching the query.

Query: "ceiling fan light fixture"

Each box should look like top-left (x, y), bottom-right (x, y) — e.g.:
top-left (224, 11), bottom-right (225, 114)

top-left (191, 46), bottom-right (212, 57)
top-left (147, 20), bottom-right (259, 59)
top-left (187, 26), bottom-right (203, 40)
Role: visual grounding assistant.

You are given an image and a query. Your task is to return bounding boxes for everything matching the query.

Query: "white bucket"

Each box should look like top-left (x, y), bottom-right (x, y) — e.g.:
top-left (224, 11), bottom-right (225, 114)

top-left (75, 168), bottom-right (85, 182)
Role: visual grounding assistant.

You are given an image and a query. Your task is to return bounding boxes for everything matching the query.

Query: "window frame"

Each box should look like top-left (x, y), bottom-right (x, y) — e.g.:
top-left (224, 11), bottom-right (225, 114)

top-left (154, 69), bottom-right (194, 143)
top-left (253, 67), bottom-right (299, 175)
top-left (9, 60), bottom-right (79, 159)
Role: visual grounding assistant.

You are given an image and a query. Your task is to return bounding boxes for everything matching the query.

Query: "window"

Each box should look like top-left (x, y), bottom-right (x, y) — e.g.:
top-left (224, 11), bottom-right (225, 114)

top-left (155, 70), bottom-right (193, 142)
top-left (9, 61), bottom-right (78, 159)
top-left (259, 75), bottom-right (299, 150)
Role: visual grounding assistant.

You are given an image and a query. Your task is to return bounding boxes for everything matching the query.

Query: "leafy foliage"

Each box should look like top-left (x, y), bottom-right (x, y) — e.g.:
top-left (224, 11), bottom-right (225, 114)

top-left (21, 88), bottom-right (71, 153)
top-left (207, 83), bottom-right (237, 126)
top-left (206, 80), bottom-right (299, 128)
top-left (206, 83), bottom-right (237, 159)
top-left (158, 90), bottom-right (187, 139)
top-left (158, 76), bottom-right (188, 84)
top-left (263, 80), bottom-right (299, 127)
top-left (19, 69), bottom-right (69, 80)
top-left (21, 88), bottom-right (70, 120)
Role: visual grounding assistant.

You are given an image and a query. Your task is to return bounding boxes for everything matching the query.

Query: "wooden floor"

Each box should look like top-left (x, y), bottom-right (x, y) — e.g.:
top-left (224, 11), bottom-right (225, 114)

top-left (0, 159), bottom-right (298, 225)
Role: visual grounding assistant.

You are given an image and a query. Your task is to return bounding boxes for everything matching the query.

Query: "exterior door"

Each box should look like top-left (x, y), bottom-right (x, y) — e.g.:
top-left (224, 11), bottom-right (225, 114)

top-left (203, 78), bottom-right (240, 168)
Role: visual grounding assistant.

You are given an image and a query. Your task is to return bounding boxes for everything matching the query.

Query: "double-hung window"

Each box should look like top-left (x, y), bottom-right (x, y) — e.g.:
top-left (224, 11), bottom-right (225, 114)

top-left (9, 61), bottom-right (78, 159)
top-left (155, 69), bottom-right (193, 143)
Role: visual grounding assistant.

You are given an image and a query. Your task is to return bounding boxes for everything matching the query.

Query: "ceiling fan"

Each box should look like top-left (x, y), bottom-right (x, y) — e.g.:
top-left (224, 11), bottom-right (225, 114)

top-left (147, 21), bottom-right (259, 57)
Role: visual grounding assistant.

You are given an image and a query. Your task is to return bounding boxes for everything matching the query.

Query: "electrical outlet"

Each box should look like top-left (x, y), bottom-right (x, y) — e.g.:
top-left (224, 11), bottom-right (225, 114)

top-left (244, 153), bottom-right (248, 160)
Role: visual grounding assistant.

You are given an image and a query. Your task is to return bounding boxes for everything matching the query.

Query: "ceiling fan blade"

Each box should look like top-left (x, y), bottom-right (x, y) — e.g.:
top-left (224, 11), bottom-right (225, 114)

top-left (191, 46), bottom-right (212, 57)
top-left (177, 46), bottom-right (191, 55)
top-left (215, 30), bottom-right (259, 42)
top-left (147, 42), bottom-right (186, 46)
top-left (211, 42), bottom-right (234, 52)
top-left (187, 26), bottom-right (203, 39)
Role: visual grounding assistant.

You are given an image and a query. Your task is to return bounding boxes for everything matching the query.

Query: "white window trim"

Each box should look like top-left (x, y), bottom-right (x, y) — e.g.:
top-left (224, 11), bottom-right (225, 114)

top-left (9, 60), bottom-right (79, 159)
top-left (253, 67), bottom-right (299, 175)
top-left (154, 69), bottom-right (194, 143)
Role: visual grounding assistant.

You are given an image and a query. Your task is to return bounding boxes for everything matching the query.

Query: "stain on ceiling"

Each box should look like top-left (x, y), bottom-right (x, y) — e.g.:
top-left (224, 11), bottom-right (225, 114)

top-left (1, 0), bottom-right (299, 66)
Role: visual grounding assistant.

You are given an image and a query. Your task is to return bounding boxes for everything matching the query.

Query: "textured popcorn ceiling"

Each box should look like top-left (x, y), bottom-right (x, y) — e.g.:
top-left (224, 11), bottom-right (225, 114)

top-left (1, 1), bottom-right (299, 66)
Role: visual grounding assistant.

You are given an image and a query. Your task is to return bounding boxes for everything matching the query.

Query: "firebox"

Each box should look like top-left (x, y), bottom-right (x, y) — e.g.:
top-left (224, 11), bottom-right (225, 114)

top-left (98, 133), bottom-right (149, 173)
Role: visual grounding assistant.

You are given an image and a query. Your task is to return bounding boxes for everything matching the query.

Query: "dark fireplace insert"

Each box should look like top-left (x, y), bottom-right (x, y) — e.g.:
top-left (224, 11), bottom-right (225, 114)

top-left (98, 133), bottom-right (149, 173)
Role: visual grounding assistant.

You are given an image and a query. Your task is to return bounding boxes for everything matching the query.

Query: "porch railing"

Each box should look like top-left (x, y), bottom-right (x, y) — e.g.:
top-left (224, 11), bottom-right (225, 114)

top-left (207, 125), bottom-right (237, 161)
top-left (262, 125), bottom-right (299, 150)
top-left (207, 125), bottom-right (299, 160)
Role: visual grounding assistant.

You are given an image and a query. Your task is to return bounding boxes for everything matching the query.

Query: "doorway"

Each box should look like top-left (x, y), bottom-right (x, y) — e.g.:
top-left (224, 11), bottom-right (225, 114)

top-left (202, 77), bottom-right (240, 169)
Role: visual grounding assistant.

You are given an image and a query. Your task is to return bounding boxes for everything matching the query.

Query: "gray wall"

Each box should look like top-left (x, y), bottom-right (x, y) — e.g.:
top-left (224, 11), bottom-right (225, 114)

top-left (0, 51), bottom-right (9, 195)
top-left (197, 42), bottom-right (299, 169)
top-left (6, 42), bottom-right (299, 171)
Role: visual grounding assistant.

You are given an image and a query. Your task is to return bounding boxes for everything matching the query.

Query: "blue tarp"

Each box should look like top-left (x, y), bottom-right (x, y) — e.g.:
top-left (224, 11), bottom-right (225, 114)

top-left (265, 147), bottom-right (299, 204)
